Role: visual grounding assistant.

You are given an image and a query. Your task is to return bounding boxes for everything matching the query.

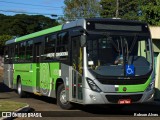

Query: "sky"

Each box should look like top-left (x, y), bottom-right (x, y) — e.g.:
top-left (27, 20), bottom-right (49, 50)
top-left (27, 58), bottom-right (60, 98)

top-left (0, 0), bottom-right (64, 18)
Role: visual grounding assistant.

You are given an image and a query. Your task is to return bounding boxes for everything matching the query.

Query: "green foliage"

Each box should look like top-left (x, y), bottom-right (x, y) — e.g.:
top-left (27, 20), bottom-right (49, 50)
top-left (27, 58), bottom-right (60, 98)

top-left (100, 0), bottom-right (140, 20)
top-left (0, 14), bottom-right (59, 36)
top-left (63, 0), bottom-right (101, 21)
top-left (100, 0), bottom-right (160, 25)
top-left (0, 35), bottom-right (12, 55)
top-left (0, 14), bottom-right (59, 55)
top-left (100, 0), bottom-right (117, 18)
top-left (139, 0), bottom-right (160, 25)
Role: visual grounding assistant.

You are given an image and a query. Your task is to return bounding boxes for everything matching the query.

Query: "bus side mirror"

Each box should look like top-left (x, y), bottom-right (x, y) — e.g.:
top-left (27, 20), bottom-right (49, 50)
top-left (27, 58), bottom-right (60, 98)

top-left (81, 35), bottom-right (86, 47)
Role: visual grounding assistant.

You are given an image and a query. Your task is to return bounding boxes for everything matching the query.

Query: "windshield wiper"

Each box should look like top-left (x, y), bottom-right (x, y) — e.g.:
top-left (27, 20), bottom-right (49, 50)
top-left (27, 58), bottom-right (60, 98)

top-left (129, 34), bottom-right (137, 53)
top-left (103, 32), bottom-right (119, 52)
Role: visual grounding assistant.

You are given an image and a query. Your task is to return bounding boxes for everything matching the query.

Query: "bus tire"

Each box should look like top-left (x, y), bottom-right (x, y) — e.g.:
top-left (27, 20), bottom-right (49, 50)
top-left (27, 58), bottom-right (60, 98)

top-left (17, 78), bottom-right (26, 98)
top-left (57, 84), bottom-right (73, 110)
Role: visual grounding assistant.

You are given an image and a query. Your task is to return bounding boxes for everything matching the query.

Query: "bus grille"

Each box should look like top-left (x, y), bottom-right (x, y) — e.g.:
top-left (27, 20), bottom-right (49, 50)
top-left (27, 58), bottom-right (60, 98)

top-left (97, 78), bottom-right (147, 85)
top-left (106, 94), bottom-right (142, 103)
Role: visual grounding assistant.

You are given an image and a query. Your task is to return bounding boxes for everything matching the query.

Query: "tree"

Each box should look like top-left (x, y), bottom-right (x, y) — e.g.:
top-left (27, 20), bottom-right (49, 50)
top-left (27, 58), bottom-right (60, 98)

top-left (0, 35), bottom-right (12, 55)
top-left (100, 0), bottom-right (141, 20)
top-left (63, 0), bottom-right (101, 21)
top-left (0, 14), bottom-right (59, 36)
top-left (139, 0), bottom-right (160, 25)
top-left (0, 14), bottom-right (59, 55)
top-left (100, 0), bottom-right (160, 25)
top-left (100, 0), bottom-right (117, 18)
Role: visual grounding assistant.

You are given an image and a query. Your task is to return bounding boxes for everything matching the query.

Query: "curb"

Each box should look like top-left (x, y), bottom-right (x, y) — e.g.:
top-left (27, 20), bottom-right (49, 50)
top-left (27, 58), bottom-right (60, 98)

top-left (0, 104), bottom-right (31, 120)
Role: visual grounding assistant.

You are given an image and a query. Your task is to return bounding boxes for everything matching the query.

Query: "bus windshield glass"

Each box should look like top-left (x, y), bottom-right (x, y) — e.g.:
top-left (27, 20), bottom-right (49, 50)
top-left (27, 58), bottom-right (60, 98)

top-left (87, 32), bottom-right (152, 77)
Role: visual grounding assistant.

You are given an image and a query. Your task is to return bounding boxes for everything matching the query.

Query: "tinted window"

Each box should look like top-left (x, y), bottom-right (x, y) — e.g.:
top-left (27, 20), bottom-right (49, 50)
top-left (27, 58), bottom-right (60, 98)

top-left (56, 32), bottom-right (69, 60)
top-left (19, 42), bottom-right (26, 62)
top-left (26, 40), bottom-right (33, 62)
top-left (43, 35), bottom-right (56, 61)
top-left (4, 46), bottom-right (9, 64)
top-left (14, 43), bottom-right (19, 62)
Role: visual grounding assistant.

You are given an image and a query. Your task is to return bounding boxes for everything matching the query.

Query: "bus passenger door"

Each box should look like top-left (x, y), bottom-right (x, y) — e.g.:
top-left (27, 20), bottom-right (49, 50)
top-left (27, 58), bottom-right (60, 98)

top-left (34, 42), bottom-right (42, 93)
top-left (71, 36), bottom-right (83, 102)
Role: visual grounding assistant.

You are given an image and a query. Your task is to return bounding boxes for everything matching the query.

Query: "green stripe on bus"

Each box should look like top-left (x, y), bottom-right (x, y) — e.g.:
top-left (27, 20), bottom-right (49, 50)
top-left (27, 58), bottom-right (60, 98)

top-left (118, 77), bottom-right (151, 92)
top-left (16, 25), bottom-right (62, 42)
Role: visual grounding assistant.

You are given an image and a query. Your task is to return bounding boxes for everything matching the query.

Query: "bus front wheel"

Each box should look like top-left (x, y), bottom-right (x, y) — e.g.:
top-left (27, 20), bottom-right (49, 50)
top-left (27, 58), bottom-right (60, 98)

top-left (17, 78), bottom-right (26, 98)
top-left (57, 84), bottom-right (73, 109)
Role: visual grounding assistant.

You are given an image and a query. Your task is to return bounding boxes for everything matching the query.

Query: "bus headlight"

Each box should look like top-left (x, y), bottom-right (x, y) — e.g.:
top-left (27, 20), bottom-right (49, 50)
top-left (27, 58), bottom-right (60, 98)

top-left (87, 78), bottom-right (101, 92)
top-left (146, 81), bottom-right (155, 91)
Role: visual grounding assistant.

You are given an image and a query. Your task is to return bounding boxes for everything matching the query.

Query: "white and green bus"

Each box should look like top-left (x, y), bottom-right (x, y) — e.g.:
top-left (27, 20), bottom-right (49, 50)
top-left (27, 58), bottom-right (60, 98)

top-left (4, 18), bottom-right (155, 109)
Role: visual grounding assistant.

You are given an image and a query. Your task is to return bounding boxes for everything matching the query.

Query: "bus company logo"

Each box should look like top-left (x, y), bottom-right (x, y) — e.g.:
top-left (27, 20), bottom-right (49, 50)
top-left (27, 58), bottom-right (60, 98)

top-left (123, 87), bottom-right (127, 92)
top-left (2, 112), bottom-right (42, 118)
top-left (53, 70), bottom-right (59, 75)
top-left (2, 112), bottom-right (11, 117)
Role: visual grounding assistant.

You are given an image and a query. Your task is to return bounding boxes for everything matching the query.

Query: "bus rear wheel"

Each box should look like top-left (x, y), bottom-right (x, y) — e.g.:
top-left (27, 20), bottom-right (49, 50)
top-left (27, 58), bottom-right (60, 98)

top-left (17, 78), bottom-right (26, 98)
top-left (57, 84), bottom-right (73, 109)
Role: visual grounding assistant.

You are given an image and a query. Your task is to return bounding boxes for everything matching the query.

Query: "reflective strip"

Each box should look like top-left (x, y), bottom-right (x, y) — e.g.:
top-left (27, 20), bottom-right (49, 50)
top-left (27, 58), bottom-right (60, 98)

top-left (59, 70), bottom-right (61, 76)
top-left (42, 52), bottom-right (68, 58)
top-left (115, 85), bottom-right (119, 88)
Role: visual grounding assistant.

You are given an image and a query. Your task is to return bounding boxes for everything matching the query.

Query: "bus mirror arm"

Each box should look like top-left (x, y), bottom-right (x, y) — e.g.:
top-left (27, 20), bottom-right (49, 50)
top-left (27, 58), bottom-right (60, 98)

top-left (80, 35), bottom-right (86, 47)
top-left (79, 29), bottom-right (88, 34)
top-left (79, 29), bottom-right (88, 47)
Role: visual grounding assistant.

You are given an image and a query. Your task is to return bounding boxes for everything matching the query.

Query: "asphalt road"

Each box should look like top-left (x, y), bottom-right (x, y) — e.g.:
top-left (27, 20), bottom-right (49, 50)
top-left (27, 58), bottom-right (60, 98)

top-left (1, 80), bottom-right (160, 120)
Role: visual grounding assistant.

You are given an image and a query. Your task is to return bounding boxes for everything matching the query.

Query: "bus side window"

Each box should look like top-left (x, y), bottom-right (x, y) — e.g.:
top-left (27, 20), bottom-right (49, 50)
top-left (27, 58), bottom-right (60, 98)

top-left (14, 43), bottom-right (19, 63)
top-left (56, 32), bottom-right (69, 61)
top-left (9, 45), bottom-right (14, 64)
top-left (4, 46), bottom-right (9, 64)
top-left (19, 42), bottom-right (26, 62)
top-left (26, 40), bottom-right (33, 62)
top-left (44, 35), bottom-right (56, 61)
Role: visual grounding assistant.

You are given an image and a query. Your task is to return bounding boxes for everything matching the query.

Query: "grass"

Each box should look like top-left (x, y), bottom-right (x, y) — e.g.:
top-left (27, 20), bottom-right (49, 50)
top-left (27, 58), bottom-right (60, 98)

top-left (0, 68), bottom-right (28, 116)
top-left (0, 100), bottom-right (27, 112)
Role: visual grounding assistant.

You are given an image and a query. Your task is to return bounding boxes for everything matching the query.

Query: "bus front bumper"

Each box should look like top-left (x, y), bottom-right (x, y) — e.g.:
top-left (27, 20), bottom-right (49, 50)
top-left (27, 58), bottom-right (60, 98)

top-left (82, 88), bottom-right (154, 104)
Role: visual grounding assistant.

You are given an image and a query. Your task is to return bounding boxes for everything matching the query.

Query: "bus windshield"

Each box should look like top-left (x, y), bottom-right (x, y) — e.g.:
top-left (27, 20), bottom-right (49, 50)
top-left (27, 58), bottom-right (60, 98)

top-left (87, 32), bottom-right (152, 77)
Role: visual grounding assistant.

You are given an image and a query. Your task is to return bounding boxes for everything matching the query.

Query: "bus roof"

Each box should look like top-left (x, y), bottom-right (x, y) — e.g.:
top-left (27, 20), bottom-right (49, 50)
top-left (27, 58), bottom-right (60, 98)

top-left (85, 18), bottom-right (147, 25)
top-left (16, 25), bottom-right (62, 42)
top-left (62, 18), bottom-right (148, 30)
top-left (9, 19), bottom-right (86, 43)
top-left (6, 18), bottom-right (148, 44)
top-left (5, 38), bottom-right (16, 45)
top-left (62, 19), bottom-right (86, 29)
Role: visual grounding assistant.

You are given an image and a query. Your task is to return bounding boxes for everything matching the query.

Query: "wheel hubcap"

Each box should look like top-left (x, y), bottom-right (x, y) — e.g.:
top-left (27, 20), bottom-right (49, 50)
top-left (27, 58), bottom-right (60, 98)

top-left (18, 83), bottom-right (21, 95)
top-left (60, 89), bottom-right (67, 104)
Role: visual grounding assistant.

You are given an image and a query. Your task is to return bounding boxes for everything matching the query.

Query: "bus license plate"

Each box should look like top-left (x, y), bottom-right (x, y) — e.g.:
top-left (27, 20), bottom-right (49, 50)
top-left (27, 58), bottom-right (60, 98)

top-left (118, 99), bottom-right (131, 104)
